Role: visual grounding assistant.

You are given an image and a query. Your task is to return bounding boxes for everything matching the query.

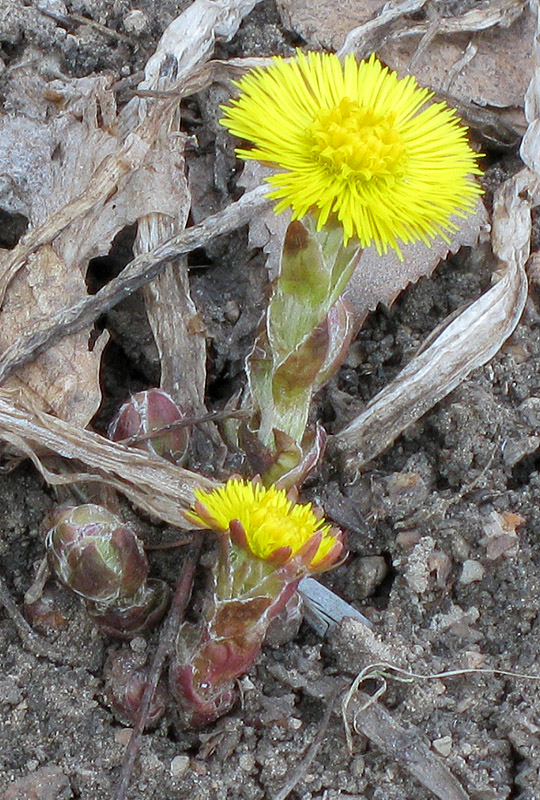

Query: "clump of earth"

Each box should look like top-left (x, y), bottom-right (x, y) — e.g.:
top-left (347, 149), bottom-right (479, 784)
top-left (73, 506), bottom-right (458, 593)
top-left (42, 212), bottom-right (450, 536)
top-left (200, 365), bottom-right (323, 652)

top-left (1, 2), bottom-right (539, 799)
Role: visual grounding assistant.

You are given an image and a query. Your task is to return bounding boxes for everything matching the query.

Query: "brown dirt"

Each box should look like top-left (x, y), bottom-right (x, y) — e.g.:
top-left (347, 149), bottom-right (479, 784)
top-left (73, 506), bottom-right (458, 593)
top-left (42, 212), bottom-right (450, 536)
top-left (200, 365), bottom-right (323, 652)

top-left (1, 2), bottom-right (539, 800)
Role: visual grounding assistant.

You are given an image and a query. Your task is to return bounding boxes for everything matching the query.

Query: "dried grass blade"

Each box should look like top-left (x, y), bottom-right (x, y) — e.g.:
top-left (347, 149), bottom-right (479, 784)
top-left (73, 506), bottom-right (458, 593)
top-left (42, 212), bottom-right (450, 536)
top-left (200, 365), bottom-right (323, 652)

top-left (0, 390), bottom-right (215, 527)
top-left (332, 170), bottom-right (532, 473)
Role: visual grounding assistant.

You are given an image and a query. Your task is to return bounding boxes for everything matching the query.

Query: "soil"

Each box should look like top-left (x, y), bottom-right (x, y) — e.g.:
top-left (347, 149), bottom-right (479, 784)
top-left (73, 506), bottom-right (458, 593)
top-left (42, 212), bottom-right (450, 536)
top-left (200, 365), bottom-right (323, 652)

top-left (1, 2), bottom-right (539, 800)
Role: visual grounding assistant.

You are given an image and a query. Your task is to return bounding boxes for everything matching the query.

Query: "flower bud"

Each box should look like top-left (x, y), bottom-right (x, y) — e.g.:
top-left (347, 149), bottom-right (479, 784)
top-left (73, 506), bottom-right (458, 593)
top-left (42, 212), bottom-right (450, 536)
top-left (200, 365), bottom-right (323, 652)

top-left (87, 579), bottom-right (170, 639)
top-left (46, 505), bottom-right (149, 605)
top-left (104, 650), bottom-right (168, 728)
top-left (109, 389), bottom-right (190, 465)
top-left (24, 582), bottom-right (68, 633)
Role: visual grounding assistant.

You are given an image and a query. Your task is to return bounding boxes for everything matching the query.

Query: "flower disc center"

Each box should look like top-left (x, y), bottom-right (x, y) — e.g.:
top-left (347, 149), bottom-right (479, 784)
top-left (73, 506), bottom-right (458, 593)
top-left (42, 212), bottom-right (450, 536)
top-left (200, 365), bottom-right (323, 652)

top-left (309, 98), bottom-right (405, 182)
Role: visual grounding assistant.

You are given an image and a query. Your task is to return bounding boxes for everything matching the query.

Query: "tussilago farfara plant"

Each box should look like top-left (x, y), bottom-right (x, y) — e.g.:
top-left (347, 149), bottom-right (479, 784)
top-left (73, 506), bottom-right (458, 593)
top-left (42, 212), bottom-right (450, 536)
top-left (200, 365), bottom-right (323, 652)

top-left (45, 51), bottom-right (482, 731)
top-left (171, 52), bottom-right (482, 727)
top-left (171, 478), bottom-right (343, 727)
top-left (220, 51), bottom-right (482, 487)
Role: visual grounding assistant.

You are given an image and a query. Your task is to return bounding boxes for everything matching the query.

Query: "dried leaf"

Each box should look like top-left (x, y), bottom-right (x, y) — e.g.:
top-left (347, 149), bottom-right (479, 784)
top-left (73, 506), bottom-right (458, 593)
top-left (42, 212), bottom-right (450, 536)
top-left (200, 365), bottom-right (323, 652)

top-left (278, 0), bottom-right (531, 115)
top-left (276, 0), bottom-right (427, 52)
top-left (238, 165), bottom-right (487, 329)
top-left (0, 245), bottom-right (106, 425)
top-left (345, 201), bottom-right (489, 328)
top-left (374, 3), bottom-right (533, 113)
top-left (0, 71), bottom-right (186, 426)
top-left (238, 162), bottom-right (291, 279)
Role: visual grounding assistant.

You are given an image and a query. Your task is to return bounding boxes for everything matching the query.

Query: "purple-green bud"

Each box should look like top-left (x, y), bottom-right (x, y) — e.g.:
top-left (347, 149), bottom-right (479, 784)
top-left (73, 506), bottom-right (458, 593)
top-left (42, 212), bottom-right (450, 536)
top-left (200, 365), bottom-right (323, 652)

top-left (46, 505), bottom-right (149, 606)
top-left (25, 582), bottom-right (68, 633)
top-left (104, 650), bottom-right (169, 728)
top-left (108, 389), bottom-right (190, 465)
top-left (87, 579), bottom-right (170, 639)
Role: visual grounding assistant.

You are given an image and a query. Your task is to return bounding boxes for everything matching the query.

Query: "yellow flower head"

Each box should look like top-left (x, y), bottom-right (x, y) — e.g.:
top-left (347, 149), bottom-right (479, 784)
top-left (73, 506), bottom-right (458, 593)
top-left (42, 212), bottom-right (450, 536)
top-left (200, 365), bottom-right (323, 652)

top-left (186, 479), bottom-right (343, 570)
top-left (221, 51), bottom-right (482, 256)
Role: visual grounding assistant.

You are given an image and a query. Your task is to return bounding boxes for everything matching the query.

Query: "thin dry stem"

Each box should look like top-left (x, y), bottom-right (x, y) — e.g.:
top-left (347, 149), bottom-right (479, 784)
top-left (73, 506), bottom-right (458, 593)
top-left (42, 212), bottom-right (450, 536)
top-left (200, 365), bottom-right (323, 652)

top-left (0, 186), bottom-right (269, 386)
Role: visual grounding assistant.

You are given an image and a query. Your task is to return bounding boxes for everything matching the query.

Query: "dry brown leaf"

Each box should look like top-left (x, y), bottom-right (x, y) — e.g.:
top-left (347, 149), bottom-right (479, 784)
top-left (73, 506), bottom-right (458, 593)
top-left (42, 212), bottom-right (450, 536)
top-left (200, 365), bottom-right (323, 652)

top-left (345, 201), bottom-right (489, 328)
top-left (276, 0), bottom-right (385, 49)
top-left (375, 4), bottom-right (533, 113)
top-left (0, 245), bottom-right (106, 426)
top-left (278, 0), bottom-right (531, 115)
top-left (238, 165), bottom-right (487, 326)
top-left (238, 162), bottom-right (291, 279)
top-left (0, 72), bottom-right (185, 425)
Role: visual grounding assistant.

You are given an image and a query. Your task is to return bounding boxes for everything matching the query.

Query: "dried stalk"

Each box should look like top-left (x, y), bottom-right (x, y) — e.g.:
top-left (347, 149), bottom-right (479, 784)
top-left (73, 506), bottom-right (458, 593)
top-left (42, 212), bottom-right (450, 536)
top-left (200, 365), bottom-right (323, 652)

top-left (0, 185), bottom-right (269, 386)
top-left (121, 0), bottom-right (262, 415)
top-left (343, 689), bottom-right (469, 800)
top-left (337, 0), bottom-right (526, 60)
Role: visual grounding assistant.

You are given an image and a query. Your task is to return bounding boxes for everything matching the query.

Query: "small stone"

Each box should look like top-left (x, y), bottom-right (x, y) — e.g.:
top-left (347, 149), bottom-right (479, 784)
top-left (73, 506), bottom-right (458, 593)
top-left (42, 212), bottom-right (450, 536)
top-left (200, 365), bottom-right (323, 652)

top-left (351, 756), bottom-right (365, 777)
top-left (123, 10), bottom-right (149, 35)
top-left (239, 753), bottom-right (255, 772)
top-left (170, 755), bottom-right (190, 777)
top-left (224, 299), bottom-right (240, 323)
top-left (346, 555), bottom-right (388, 600)
top-left (289, 717), bottom-right (302, 730)
top-left (130, 636), bottom-right (147, 653)
top-left (460, 560), bottom-right (485, 584)
top-left (3, 766), bottom-right (70, 800)
top-left (464, 650), bottom-right (485, 669)
top-left (38, 0), bottom-right (67, 14)
top-left (432, 735), bottom-right (452, 757)
top-left (502, 436), bottom-right (540, 466)
top-left (115, 728), bottom-right (133, 747)
top-left (519, 397), bottom-right (540, 427)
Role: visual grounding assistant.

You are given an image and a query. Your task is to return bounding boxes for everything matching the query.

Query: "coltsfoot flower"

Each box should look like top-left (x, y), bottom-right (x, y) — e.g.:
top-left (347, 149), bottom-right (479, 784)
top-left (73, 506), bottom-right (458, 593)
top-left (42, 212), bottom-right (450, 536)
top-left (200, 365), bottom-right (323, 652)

top-left (186, 478), bottom-right (343, 570)
top-left (172, 479), bottom-right (343, 727)
top-left (221, 51), bottom-right (482, 255)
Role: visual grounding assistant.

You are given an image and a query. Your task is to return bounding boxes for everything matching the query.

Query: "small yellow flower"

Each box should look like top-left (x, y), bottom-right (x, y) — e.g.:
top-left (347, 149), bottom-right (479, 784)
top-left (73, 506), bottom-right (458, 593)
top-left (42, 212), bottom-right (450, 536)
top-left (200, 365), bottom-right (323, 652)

top-left (221, 51), bottom-right (482, 256)
top-left (186, 479), bottom-right (342, 569)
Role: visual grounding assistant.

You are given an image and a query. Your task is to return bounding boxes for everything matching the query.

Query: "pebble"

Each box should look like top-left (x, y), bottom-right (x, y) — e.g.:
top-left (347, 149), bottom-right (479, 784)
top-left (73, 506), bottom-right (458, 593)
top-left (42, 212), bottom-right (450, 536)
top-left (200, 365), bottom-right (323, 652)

top-left (38, 0), bottom-right (67, 14)
top-left (115, 728), bottom-right (133, 747)
top-left (239, 753), bottom-right (255, 772)
top-left (130, 636), bottom-right (147, 653)
top-left (346, 555), bottom-right (388, 600)
top-left (351, 756), bottom-right (365, 777)
top-left (123, 10), bottom-right (150, 35)
top-left (459, 560), bottom-right (485, 584)
top-left (170, 755), bottom-right (190, 777)
top-left (432, 735), bottom-right (452, 757)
